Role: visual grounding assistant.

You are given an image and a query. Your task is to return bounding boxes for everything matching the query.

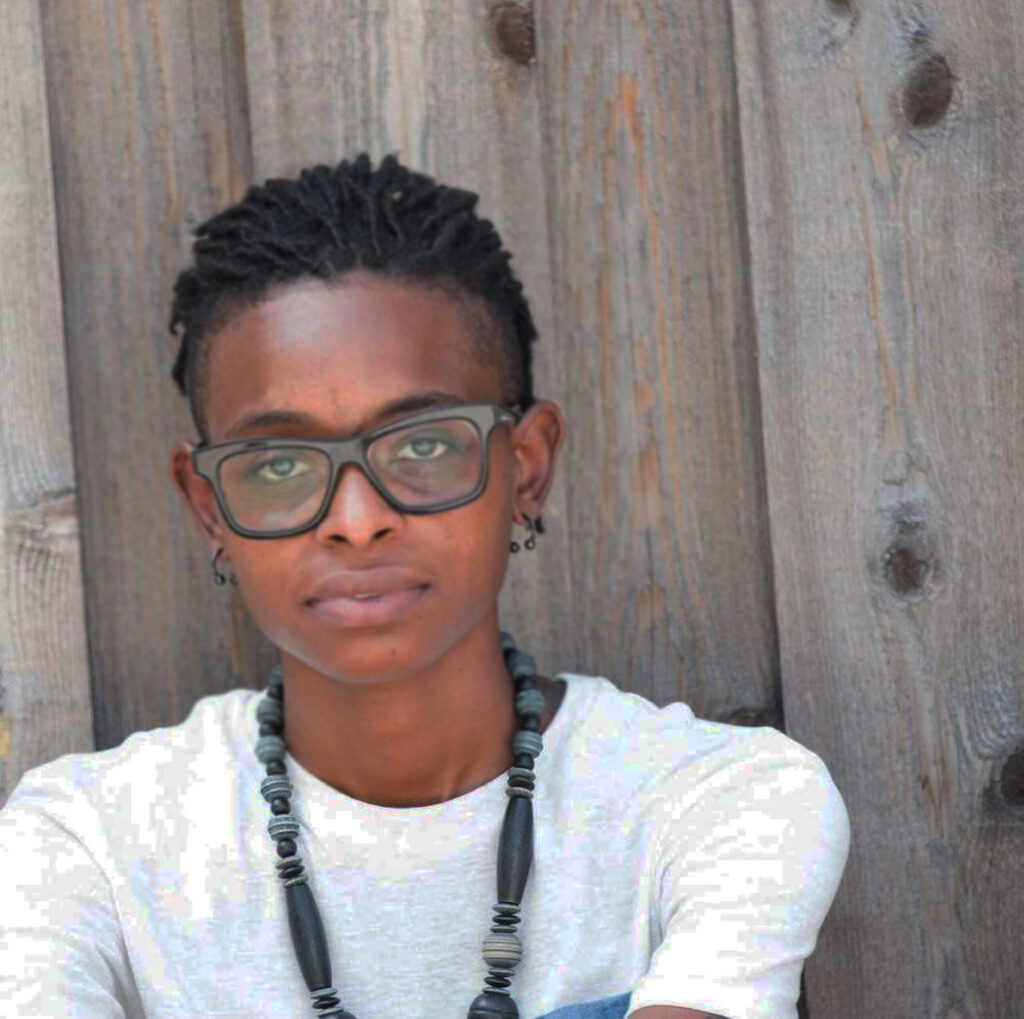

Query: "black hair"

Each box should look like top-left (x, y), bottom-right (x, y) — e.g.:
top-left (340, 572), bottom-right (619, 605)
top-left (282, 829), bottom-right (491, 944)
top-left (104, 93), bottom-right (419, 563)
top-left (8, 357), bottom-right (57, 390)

top-left (168, 153), bottom-right (538, 443)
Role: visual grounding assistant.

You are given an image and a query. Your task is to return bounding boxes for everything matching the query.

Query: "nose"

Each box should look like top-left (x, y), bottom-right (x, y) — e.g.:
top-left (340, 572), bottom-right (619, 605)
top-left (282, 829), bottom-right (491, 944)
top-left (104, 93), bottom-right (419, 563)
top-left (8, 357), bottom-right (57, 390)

top-left (312, 462), bottom-right (402, 546)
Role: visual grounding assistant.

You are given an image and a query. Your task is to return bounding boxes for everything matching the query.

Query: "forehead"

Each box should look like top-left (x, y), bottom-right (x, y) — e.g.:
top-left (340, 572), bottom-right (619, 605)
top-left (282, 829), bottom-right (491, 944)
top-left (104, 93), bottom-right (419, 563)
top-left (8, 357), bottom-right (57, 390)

top-left (204, 274), bottom-right (501, 440)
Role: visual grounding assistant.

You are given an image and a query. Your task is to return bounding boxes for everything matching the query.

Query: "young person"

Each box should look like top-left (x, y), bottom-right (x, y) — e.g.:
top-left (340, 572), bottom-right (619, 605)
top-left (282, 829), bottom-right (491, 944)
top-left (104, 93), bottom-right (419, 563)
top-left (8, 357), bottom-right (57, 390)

top-left (0, 154), bottom-right (850, 1018)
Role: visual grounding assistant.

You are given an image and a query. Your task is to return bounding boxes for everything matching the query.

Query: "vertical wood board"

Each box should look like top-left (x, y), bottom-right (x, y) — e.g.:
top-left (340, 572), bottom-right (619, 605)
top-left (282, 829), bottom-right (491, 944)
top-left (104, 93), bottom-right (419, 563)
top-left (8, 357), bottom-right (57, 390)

top-left (732, 2), bottom-right (1024, 1014)
top-left (38, 0), bottom-right (257, 746)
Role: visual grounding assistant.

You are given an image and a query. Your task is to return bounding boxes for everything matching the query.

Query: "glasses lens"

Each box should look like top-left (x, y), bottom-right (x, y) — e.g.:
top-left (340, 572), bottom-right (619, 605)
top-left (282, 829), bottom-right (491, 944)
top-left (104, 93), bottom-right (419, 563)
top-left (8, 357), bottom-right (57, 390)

top-left (216, 417), bottom-right (483, 532)
top-left (368, 417), bottom-right (482, 507)
top-left (219, 446), bottom-right (332, 532)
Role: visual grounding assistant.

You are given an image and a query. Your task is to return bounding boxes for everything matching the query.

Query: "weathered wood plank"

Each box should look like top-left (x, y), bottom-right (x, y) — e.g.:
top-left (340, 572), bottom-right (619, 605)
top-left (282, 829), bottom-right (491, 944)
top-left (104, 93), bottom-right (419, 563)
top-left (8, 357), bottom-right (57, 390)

top-left (732, 1), bottom-right (1024, 1014)
top-left (239, 0), bottom-right (572, 673)
top-left (533, 1), bottom-right (778, 721)
top-left (38, 0), bottom-right (257, 747)
top-left (0, 0), bottom-right (92, 802)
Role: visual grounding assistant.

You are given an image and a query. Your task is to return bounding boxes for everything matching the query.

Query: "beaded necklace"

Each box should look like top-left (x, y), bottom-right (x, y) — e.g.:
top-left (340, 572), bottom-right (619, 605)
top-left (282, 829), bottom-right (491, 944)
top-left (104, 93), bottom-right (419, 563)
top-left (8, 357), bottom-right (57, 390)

top-left (254, 630), bottom-right (545, 1018)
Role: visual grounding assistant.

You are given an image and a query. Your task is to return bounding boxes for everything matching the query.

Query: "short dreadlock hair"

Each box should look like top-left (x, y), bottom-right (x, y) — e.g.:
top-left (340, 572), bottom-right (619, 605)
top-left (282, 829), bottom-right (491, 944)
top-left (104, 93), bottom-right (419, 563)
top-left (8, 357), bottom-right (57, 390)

top-left (168, 153), bottom-right (538, 443)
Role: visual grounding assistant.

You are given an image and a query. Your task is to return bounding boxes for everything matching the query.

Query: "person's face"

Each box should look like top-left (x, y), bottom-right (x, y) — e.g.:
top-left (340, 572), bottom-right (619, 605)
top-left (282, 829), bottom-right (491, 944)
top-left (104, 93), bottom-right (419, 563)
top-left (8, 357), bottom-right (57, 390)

top-left (170, 272), bottom-right (564, 681)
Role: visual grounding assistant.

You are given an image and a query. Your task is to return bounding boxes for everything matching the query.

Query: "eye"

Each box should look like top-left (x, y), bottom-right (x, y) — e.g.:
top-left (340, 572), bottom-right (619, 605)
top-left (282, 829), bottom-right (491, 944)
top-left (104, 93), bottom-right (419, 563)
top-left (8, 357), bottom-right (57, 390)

top-left (249, 454), bottom-right (311, 481)
top-left (393, 436), bottom-right (452, 460)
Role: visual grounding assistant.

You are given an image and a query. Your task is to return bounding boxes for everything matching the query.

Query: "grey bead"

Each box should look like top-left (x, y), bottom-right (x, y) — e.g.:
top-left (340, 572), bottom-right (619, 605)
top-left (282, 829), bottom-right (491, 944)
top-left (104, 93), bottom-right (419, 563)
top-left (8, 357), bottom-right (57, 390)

top-left (482, 930), bottom-right (522, 969)
top-left (506, 650), bottom-right (536, 678)
top-left (515, 689), bottom-right (546, 717)
top-left (513, 730), bottom-right (543, 758)
top-left (256, 735), bottom-right (286, 764)
top-left (261, 775), bottom-right (293, 803)
top-left (499, 630), bottom-right (517, 652)
top-left (277, 852), bottom-right (309, 887)
top-left (267, 813), bottom-right (300, 840)
top-left (506, 786), bottom-right (533, 799)
top-left (257, 698), bottom-right (284, 725)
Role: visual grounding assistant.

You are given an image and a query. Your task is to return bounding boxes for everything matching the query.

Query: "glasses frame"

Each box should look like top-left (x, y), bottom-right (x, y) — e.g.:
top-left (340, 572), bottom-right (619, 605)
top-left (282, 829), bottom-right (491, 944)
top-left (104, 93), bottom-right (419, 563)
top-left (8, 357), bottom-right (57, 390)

top-left (190, 401), bottom-right (522, 539)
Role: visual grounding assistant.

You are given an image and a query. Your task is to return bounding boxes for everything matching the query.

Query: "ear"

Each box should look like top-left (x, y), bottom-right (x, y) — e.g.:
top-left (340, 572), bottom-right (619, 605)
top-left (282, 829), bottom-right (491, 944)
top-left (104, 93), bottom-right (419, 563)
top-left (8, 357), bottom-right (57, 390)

top-left (508, 400), bottom-right (567, 524)
top-left (169, 441), bottom-right (228, 554)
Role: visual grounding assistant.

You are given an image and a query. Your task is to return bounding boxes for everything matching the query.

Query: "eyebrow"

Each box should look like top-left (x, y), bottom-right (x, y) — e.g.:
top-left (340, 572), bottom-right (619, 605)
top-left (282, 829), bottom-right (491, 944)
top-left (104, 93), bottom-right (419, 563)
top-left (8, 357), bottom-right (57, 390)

top-left (222, 390), bottom-right (469, 440)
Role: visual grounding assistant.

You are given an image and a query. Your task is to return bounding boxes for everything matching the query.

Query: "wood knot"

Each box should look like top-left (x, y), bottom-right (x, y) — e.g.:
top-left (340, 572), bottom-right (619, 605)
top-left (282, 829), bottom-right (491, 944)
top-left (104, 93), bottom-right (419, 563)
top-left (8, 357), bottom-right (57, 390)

top-left (903, 53), bottom-right (955, 127)
top-left (881, 516), bottom-right (935, 597)
top-left (999, 748), bottom-right (1024, 806)
top-left (725, 706), bottom-right (771, 728)
top-left (487, 1), bottom-right (535, 64)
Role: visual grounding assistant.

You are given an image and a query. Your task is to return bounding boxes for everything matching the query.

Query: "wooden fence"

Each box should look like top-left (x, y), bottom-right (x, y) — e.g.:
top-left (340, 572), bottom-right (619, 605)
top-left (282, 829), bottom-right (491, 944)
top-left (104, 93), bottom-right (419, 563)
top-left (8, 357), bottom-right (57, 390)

top-left (2, 2), bottom-right (1021, 1015)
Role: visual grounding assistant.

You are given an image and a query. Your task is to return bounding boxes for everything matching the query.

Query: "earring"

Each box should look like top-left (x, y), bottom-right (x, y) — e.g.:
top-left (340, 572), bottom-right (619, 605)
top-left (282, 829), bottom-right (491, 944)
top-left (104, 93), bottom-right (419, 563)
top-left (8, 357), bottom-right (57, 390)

top-left (510, 513), bottom-right (541, 554)
top-left (210, 546), bottom-right (239, 586)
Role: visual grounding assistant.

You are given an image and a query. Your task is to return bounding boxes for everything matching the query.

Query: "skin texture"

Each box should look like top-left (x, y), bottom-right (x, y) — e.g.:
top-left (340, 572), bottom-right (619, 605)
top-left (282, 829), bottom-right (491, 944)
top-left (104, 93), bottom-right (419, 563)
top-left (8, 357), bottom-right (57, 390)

top-left (170, 271), bottom-right (567, 808)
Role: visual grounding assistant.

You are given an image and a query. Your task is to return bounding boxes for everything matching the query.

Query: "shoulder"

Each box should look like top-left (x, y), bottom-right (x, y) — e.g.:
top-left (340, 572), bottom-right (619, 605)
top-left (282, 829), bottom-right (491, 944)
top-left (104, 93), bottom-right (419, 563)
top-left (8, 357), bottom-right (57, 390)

top-left (559, 673), bottom-right (849, 858)
top-left (0, 688), bottom-right (260, 858)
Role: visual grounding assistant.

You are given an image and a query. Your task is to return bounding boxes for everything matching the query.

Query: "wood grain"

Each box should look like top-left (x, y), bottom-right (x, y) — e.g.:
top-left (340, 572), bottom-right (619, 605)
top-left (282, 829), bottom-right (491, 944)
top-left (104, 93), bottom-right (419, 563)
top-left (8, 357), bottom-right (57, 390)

top-left (0, 0), bottom-right (92, 802)
top-left (534, 0), bottom-right (779, 722)
top-left (37, 0), bottom-right (259, 744)
top-left (732, 1), bottom-right (1024, 1014)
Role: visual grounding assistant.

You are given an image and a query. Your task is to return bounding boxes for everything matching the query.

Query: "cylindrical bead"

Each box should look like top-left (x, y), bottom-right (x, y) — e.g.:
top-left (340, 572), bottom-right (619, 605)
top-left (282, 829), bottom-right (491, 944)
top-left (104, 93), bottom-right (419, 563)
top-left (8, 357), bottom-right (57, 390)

top-left (284, 881), bottom-right (333, 992)
top-left (496, 795), bottom-right (533, 904)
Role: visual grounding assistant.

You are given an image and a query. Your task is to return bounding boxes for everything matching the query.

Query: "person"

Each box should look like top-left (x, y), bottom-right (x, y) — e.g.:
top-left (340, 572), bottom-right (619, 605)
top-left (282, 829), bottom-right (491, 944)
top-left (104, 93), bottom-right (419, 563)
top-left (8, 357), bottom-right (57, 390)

top-left (0, 154), bottom-right (850, 1019)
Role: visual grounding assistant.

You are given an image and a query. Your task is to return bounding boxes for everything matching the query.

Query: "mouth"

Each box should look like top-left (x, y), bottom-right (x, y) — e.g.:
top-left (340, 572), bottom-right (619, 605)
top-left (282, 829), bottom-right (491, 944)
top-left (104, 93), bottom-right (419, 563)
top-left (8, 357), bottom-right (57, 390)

top-left (304, 584), bottom-right (430, 627)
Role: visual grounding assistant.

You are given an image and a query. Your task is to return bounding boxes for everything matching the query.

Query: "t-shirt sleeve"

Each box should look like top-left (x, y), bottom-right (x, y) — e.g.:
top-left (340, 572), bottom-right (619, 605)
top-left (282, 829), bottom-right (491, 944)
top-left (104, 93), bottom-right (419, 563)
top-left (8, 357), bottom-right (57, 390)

top-left (627, 732), bottom-right (851, 1019)
top-left (0, 797), bottom-right (140, 1018)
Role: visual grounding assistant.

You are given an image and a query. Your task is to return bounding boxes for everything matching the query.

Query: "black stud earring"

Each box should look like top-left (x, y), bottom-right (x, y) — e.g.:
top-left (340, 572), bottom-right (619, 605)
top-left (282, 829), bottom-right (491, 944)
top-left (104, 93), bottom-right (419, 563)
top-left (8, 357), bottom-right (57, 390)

top-left (210, 546), bottom-right (239, 586)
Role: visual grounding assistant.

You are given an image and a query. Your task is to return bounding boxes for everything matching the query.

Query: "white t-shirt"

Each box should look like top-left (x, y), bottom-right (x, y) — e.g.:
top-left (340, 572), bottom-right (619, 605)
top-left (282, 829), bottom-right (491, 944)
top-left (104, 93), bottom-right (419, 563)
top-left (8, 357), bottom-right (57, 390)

top-left (0, 673), bottom-right (850, 1019)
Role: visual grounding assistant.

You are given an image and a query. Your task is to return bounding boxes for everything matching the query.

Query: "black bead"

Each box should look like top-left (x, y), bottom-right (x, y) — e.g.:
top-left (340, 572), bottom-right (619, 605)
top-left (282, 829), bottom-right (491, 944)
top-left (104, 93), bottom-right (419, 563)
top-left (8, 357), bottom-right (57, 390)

top-left (259, 722), bottom-right (282, 736)
top-left (267, 685), bottom-right (283, 700)
top-left (266, 759), bottom-right (286, 775)
top-left (497, 795), bottom-right (533, 905)
top-left (270, 797), bottom-right (290, 814)
top-left (468, 990), bottom-right (519, 1018)
top-left (520, 715), bottom-right (541, 732)
top-left (278, 861), bottom-right (304, 880)
top-left (513, 753), bottom-right (533, 769)
top-left (276, 838), bottom-right (297, 857)
top-left (284, 881), bottom-right (333, 993)
top-left (508, 775), bottom-right (535, 790)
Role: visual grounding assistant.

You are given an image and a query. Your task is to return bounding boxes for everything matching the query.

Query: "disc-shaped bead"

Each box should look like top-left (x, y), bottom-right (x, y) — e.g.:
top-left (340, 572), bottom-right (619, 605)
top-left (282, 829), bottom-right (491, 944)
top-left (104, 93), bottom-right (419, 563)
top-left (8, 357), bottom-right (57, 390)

top-left (257, 698), bottom-right (283, 725)
top-left (267, 813), bottom-right (300, 840)
top-left (256, 734), bottom-right (286, 764)
top-left (505, 650), bottom-right (536, 678)
top-left (514, 688), bottom-right (546, 717)
top-left (512, 730), bottom-right (543, 758)
top-left (261, 774), bottom-right (293, 803)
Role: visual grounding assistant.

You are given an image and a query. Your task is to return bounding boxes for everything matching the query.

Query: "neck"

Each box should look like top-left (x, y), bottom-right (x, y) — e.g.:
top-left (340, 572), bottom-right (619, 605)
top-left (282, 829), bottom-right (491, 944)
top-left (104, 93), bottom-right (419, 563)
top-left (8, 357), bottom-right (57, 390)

top-left (278, 614), bottom-right (523, 808)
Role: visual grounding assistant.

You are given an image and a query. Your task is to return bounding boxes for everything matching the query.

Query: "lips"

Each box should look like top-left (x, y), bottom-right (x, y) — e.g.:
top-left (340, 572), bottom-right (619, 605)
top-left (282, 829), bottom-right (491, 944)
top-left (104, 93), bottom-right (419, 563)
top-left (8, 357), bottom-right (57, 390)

top-left (304, 566), bottom-right (431, 606)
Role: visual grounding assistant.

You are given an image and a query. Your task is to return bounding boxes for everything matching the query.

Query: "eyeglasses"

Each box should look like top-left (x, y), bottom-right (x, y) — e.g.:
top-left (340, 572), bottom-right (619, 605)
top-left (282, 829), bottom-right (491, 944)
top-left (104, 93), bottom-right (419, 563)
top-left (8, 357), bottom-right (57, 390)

top-left (190, 402), bottom-right (521, 539)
